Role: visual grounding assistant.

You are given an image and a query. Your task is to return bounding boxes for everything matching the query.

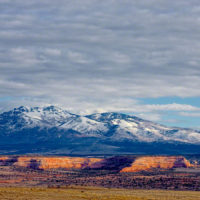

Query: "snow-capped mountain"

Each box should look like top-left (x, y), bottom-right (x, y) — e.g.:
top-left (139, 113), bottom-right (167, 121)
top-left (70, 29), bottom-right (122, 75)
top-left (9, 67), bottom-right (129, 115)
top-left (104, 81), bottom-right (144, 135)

top-left (0, 106), bottom-right (76, 130)
top-left (87, 112), bottom-right (200, 144)
top-left (0, 106), bottom-right (199, 155)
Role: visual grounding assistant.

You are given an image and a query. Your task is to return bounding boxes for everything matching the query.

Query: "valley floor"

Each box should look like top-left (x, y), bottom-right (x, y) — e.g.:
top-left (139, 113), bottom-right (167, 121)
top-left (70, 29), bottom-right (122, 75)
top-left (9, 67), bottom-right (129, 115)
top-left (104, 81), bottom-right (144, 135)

top-left (0, 186), bottom-right (200, 200)
top-left (0, 165), bottom-right (200, 190)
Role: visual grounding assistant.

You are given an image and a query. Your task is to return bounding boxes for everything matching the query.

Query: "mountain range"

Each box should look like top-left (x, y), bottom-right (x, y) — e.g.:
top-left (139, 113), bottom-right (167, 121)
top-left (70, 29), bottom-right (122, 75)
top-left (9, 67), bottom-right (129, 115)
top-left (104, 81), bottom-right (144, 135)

top-left (0, 106), bottom-right (199, 155)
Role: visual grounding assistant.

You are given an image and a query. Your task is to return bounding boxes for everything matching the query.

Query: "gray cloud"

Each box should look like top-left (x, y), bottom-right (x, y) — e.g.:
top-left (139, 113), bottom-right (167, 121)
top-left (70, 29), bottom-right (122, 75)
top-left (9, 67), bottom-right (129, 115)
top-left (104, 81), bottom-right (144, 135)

top-left (0, 0), bottom-right (200, 113)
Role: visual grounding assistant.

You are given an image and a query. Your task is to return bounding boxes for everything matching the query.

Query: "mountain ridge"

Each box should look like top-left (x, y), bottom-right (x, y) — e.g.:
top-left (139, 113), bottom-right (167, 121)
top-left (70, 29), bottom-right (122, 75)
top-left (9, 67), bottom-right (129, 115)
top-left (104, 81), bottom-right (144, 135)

top-left (0, 105), bottom-right (199, 155)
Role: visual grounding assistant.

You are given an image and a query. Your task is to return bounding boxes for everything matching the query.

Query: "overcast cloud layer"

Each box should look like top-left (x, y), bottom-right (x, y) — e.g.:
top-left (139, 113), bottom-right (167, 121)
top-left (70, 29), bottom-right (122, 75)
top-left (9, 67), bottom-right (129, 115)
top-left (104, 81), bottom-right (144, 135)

top-left (0, 0), bottom-right (200, 126)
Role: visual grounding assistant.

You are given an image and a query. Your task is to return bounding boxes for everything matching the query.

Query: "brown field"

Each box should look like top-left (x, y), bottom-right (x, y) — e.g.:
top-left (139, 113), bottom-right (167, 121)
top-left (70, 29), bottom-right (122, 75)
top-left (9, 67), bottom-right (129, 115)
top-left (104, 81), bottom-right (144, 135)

top-left (0, 186), bottom-right (200, 200)
top-left (0, 165), bottom-right (200, 190)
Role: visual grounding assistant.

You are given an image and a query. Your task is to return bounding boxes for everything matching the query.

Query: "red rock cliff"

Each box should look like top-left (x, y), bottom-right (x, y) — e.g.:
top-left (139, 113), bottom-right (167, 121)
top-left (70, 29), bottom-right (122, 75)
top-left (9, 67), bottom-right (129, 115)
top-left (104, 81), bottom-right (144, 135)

top-left (120, 156), bottom-right (192, 172)
top-left (0, 156), bottom-right (9, 161)
top-left (13, 156), bottom-right (103, 170)
top-left (0, 155), bottom-right (194, 172)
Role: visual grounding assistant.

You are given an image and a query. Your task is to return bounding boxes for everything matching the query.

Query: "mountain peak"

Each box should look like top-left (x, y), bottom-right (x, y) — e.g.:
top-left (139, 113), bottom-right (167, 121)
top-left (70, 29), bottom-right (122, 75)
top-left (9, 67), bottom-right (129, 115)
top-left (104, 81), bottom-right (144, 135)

top-left (0, 105), bottom-right (200, 155)
top-left (43, 105), bottom-right (58, 111)
top-left (86, 112), bottom-right (144, 123)
top-left (13, 106), bottom-right (30, 113)
top-left (11, 105), bottom-right (73, 115)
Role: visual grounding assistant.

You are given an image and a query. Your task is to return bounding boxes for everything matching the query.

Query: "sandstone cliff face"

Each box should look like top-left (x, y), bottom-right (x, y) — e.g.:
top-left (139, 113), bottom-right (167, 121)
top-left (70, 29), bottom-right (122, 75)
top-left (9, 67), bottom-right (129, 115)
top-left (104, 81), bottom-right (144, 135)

top-left (0, 156), bottom-right (133, 170)
top-left (0, 156), bottom-right (18, 166)
top-left (0, 156), bottom-right (9, 161)
top-left (0, 155), bottom-right (194, 172)
top-left (13, 156), bottom-right (103, 170)
top-left (120, 156), bottom-right (192, 172)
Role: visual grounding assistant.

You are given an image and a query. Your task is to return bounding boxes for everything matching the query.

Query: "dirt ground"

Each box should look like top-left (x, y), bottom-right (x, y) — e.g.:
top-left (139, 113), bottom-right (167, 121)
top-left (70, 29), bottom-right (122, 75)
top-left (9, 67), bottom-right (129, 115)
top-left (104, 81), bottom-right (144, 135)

top-left (0, 186), bottom-right (200, 200)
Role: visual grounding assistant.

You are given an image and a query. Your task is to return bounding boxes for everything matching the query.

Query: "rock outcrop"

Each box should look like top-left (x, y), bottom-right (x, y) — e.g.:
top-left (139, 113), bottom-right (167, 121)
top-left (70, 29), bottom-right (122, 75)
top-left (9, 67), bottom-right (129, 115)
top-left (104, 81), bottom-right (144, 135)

top-left (120, 156), bottom-right (193, 172)
top-left (0, 155), bottom-right (195, 172)
top-left (0, 156), bottom-right (9, 161)
top-left (13, 156), bottom-right (103, 170)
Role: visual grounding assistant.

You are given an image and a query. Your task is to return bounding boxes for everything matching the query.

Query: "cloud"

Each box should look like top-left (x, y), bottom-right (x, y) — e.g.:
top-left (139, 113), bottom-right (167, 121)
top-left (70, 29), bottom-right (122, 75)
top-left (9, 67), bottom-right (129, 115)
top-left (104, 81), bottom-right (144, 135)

top-left (45, 49), bottom-right (61, 56)
top-left (67, 51), bottom-right (91, 64)
top-left (109, 52), bottom-right (131, 64)
top-left (179, 112), bottom-right (200, 117)
top-left (137, 113), bottom-right (162, 122)
top-left (0, 0), bottom-right (200, 116)
top-left (138, 103), bottom-right (200, 112)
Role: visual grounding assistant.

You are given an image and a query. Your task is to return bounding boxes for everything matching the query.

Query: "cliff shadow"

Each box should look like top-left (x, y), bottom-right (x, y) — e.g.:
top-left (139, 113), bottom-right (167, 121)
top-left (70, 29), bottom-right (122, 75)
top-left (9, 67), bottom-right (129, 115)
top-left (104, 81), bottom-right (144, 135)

top-left (88, 156), bottom-right (136, 172)
top-left (0, 156), bottom-right (18, 166)
top-left (28, 159), bottom-right (41, 170)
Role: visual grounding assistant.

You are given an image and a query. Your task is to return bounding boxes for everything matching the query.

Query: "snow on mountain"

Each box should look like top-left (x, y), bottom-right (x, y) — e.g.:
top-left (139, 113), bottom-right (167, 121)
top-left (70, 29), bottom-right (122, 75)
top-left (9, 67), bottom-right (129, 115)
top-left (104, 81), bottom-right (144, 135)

top-left (23, 106), bottom-right (76, 127)
top-left (60, 116), bottom-right (108, 136)
top-left (0, 106), bottom-right (107, 137)
top-left (86, 112), bottom-right (200, 144)
top-left (0, 106), bottom-right (200, 145)
top-left (0, 106), bottom-right (76, 131)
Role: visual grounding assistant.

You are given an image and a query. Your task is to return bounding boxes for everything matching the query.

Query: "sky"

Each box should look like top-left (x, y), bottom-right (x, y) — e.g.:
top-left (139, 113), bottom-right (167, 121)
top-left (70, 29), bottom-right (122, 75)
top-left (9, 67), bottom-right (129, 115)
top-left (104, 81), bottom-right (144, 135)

top-left (0, 0), bottom-right (200, 129)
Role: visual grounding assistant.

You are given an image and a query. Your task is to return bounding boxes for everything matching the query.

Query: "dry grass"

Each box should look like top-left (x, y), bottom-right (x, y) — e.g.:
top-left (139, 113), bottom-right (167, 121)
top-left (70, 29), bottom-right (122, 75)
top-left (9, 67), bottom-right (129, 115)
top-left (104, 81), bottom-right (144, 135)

top-left (0, 186), bottom-right (199, 200)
